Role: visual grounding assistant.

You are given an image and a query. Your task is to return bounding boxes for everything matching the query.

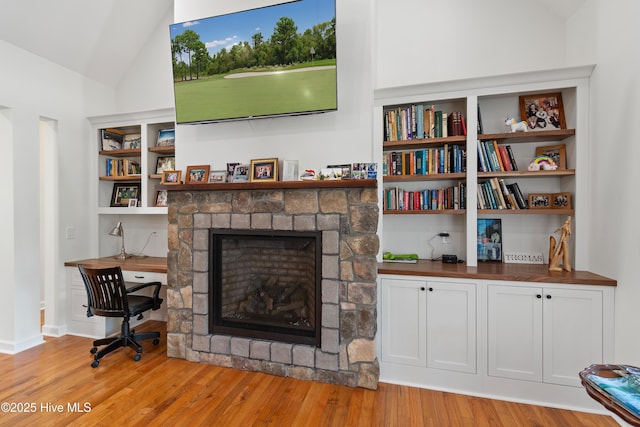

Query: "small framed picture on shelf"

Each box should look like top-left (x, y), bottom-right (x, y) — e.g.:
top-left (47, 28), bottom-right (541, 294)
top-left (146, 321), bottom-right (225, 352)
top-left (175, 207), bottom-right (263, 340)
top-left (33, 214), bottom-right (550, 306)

top-left (186, 165), bottom-right (210, 184)
top-left (552, 192), bottom-right (571, 209)
top-left (327, 163), bottom-right (351, 179)
top-left (154, 190), bottom-right (168, 207)
top-left (127, 199), bottom-right (138, 208)
top-left (123, 133), bottom-right (141, 150)
top-left (535, 144), bottom-right (566, 169)
top-left (226, 163), bottom-right (240, 183)
top-left (157, 128), bottom-right (175, 147)
top-left (156, 156), bottom-right (175, 174)
top-left (477, 218), bottom-right (502, 262)
top-left (250, 158), bottom-right (278, 182)
top-left (519, 92), bottom-right (566, 131)
top-left (110, 183), bottom-right (141, 207)
top-left (232, 164), bottom-right (250, 182)
top-left (160, 170), bottom-right (182, 185)
top-left (528, 193), bottom-right (551, 209)
top-left (208, 170), bottom-right (227, 184)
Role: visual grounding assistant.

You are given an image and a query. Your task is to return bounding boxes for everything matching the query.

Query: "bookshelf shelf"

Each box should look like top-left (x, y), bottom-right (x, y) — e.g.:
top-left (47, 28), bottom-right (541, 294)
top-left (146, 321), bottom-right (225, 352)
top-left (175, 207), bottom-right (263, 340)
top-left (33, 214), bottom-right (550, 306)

top-left (98, 175), bottom-right (142, 182)
top-left (99, 148), bottom-right (142, 157)
top-left (375, 69), bottom-right (589, 269)
top-left (148, 146), bottom-right (175, 155)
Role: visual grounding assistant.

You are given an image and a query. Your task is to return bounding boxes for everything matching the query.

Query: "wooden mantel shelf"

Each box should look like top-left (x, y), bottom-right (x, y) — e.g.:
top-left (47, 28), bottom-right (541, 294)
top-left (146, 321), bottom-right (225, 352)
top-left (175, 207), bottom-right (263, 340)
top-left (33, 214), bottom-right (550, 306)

top-left (379, 260), bottom-right (617, 287)
top-left (159, 179), bottom-right (378, 192)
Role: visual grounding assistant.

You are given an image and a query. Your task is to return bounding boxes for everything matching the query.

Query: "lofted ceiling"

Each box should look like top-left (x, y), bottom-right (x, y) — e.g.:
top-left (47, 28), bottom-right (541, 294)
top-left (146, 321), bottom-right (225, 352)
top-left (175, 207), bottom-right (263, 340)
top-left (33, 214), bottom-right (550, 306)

top-left (0, 0), bottom-right (582, 88)
top-left (0, 0), bottom-right (173, 88)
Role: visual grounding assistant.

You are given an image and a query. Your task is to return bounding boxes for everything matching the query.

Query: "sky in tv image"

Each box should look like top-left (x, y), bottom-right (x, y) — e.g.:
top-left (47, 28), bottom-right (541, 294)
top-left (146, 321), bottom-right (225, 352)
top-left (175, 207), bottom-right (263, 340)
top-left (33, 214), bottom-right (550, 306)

top-left (171, 0), bottom-right (335, 58)
top-left (170, 0), bottom-right (337, 124)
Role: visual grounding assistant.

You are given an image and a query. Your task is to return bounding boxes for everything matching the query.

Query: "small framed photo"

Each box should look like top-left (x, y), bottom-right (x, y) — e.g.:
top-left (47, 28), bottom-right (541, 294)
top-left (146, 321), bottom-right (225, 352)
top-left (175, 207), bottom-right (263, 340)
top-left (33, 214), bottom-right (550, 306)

top-left (232, 164), bottom-right (250, 182)
top-left (528, 193), bottom-right (551, 209)
top-left (226, 163), bottom-right (240, 183)
top-left (477, 218), bottom-right (502, 262)
top-left (161, 170), bottom-right (182, 185)
top-left (123, 133), bottom-right (141, 150)
top-left (156, 156), bottom-right (175, 174)
top-left (110, 183), bottom-right (141, 207)
top-left (186, 165), bottom-right (210, 184)
top-left (157, 128), bottom-right (175, 147)
top-left (327, 164), bottom-right (351, 179)
top-left (208, 170), bottom-right (227, 183)
top-left (535, 144), bottom-right (566, 170)
top-left (250, 158), bottom-right (278, 182)
top-left (552, 192), bottom-right (571, 209)
top-left (127, 198), bottom-right (138, 207)
top-left (154, 190), bottom-right (168, 207)
top-left (519, 92), bottom-right (566, 131)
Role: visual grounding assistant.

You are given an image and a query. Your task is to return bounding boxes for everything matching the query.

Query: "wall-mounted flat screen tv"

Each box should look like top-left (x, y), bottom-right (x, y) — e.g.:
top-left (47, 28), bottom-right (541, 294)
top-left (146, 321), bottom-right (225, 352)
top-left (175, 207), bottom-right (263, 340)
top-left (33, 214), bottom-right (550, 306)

top-left (170, 0), bottom-right (337, 124)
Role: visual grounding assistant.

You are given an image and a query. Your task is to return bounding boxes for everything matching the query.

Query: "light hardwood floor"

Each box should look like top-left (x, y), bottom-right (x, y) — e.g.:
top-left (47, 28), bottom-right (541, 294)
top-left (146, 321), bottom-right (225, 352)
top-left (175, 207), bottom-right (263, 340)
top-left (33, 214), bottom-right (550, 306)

top-left (0, 320), bottom-right (617, 426)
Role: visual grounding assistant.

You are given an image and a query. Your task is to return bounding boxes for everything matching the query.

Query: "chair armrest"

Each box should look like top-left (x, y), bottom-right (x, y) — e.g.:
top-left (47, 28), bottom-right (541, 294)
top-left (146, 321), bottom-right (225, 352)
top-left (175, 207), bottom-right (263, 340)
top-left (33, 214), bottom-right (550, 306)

top-left (126, 281), bottom-right (162, 308)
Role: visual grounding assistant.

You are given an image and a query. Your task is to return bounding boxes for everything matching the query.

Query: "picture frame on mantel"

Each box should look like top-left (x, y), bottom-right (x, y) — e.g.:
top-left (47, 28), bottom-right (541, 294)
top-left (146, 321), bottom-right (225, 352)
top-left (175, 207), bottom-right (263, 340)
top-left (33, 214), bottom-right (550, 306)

top-left (250, 158), bottom-right (278, 182)
top-left (186, 165), bottom-right (210, 184)
top-left (519, 92), bottom-right (566, 131)
top-left (160, 170), bottom-right (182, 185)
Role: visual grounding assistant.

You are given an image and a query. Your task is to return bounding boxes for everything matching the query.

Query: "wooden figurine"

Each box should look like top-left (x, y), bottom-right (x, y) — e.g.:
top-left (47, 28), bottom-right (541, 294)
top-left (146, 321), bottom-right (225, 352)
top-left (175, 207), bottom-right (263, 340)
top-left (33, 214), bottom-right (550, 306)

top-left (549, 216), bottom-right (572, 272)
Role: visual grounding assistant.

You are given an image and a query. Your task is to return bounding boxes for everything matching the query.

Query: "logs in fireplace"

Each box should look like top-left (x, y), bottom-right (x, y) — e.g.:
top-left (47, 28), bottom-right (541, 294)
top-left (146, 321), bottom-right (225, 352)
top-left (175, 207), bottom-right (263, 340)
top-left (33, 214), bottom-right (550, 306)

top-left (209, 229), bottom-right (322, 346)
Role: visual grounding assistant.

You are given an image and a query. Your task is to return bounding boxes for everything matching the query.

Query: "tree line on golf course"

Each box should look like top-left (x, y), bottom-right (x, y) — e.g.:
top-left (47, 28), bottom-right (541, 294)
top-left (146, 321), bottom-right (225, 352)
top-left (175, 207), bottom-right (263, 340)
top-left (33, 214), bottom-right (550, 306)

top-left (171, 17), bottom-right (336, 81)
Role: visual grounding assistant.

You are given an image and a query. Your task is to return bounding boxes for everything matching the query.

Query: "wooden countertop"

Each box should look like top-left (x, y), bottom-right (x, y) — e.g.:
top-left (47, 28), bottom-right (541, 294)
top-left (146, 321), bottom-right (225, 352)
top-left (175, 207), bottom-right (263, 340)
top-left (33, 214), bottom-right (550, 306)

top-left (64, 256), bottom-right (167, 273)
top-left (378, 260), bottom-right (617, 287)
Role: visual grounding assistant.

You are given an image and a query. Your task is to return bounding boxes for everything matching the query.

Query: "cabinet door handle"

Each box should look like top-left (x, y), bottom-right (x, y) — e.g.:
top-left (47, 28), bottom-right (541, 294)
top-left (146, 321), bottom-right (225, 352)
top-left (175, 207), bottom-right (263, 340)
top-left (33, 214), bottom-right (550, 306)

top-left (536, 294), bottom-right (542, 299)
top-left (428, 287), bottom-right (433, 292)
top-left (546, 294), bottom-right (552, 299)
top-left (420, 287), bottom-right (426, 291)
top-left (135, 275), bottom-right (145, 279)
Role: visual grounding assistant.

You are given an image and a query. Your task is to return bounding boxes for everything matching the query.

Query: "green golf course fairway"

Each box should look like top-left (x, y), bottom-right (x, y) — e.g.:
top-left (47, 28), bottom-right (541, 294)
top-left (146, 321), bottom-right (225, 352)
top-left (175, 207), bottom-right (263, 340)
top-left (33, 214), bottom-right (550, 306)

top-left (174, 67), bottom-right (337, 123)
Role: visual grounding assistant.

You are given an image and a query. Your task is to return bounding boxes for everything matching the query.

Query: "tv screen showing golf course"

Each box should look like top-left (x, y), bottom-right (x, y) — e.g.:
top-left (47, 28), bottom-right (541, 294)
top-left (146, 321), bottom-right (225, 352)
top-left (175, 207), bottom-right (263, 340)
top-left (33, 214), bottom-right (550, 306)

top-left (170, 0), bottom-right (337, 124)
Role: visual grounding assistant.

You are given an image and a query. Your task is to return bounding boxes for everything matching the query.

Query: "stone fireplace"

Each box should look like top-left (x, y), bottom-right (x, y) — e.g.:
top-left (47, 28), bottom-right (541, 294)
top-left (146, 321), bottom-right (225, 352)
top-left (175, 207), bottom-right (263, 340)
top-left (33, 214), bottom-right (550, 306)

top-left (165, 180), bottom-right (379, 389)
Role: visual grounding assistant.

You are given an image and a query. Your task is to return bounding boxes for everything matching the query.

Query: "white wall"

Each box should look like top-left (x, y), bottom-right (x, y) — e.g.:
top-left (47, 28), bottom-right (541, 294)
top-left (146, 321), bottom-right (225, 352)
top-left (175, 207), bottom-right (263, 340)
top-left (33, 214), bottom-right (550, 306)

top-left (572, 0), bottom-right (640, 366)
top-left (0, 40), bottom-right (115, 349)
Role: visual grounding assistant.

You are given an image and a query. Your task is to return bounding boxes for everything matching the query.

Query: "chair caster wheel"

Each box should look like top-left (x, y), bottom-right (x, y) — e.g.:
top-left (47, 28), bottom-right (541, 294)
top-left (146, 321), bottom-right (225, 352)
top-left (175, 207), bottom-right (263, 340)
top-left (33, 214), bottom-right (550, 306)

top-left (91, 360), bottom-right (99, 368)
top-left (153, 338), bottom-right (160, 345)
top-left (90, 347), bottom-right (97, 354)
top-left (133, 353), bottom-right (141, 362)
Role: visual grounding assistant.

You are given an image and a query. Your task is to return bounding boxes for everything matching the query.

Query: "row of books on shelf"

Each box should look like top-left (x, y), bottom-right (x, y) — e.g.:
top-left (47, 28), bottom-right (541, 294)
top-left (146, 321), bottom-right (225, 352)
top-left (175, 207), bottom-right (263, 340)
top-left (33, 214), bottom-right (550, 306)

top-left (477, 178), bottom-right (527, 210)
top-left (383, 183), bottom-right (467, 211)
top-left (477, 140), bottom-right (519, 172)
top-left (383, 145), bottom-right (467, 176)
top-left (384, 105), bottom-right (466, 142)
top-left (105, 158), bottom-right (141, 177)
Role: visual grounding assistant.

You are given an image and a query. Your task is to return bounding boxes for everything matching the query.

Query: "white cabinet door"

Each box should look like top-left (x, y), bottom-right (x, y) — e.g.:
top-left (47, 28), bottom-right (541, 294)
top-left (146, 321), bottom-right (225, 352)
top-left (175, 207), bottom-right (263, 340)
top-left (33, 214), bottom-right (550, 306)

top-left (543, 288), bottom-right (602, 387)
top-left (488, 284), bottom-right (543, 382)
top-left (426, 281), bottom-right (476, 373)
top-left (381, 277), bottom-right (427, 366)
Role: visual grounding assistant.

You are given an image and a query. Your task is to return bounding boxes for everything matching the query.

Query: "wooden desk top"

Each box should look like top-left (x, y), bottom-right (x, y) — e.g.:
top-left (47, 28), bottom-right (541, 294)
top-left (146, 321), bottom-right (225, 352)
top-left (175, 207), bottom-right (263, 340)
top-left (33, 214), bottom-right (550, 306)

top-left (64, 256), bottom-right (167, 273)
top-left (378, 260), bottom-right (617, 287)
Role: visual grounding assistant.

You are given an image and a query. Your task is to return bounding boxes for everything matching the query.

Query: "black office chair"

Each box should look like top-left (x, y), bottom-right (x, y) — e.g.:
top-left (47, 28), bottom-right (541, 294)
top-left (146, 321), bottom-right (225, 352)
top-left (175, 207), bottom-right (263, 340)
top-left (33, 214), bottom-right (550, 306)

top-left (78, 264), bottom-right (163, 368)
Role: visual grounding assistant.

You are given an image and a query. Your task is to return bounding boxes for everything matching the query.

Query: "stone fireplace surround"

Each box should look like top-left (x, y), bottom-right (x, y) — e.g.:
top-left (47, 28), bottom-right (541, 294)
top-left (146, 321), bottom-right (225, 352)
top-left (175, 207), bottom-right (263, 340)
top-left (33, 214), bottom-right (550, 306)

top-left (164, 180), bottom-right (379, 389)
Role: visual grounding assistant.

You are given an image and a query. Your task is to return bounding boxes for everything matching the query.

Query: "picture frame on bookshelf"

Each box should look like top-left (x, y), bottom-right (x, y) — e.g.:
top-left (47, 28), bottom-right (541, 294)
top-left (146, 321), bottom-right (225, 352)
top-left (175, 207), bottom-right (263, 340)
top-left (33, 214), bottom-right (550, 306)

top-left (127, 199), bottom-right (138, 208)
top-left (160, 170), bottom-right (182, 185)
top-left (123, 133), bottom-right (141, 150)
top-left (154, 190), bottom-right (168, 207)
top-left (110, 183), bottom-right (141, 207)
top-left (232, 164), bottom-right (250, 183)
top-left (157, 128), bottom-right (175, 147)
top-left (250, 158), bottom-right (278, 182)
top-left (156, 156), bottom-right (175, 174)
top-left (208, 170), bottom-right (227, 184)
top-left (519, 92), bottom-right (566, 131)
top-left (186, 165), bottom-right (210, 184)
top-left (477, 218), bottom-right (502, 262)
top-left (535, 144), bottom-right (567, 169)
top-left (529, 193), bottom-right (551, 209)
top-left (552, 192), bottom-right (571, 209)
